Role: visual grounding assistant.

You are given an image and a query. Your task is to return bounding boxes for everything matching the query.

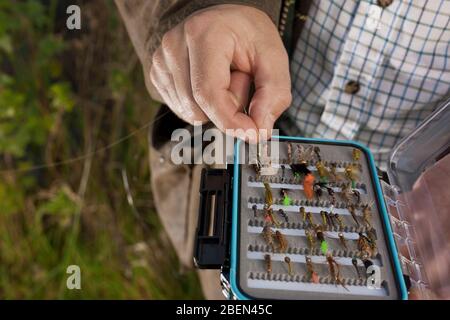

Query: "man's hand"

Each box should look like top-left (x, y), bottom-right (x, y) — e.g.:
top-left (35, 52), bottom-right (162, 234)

top-left (150, 4), bottom-right (291, 141)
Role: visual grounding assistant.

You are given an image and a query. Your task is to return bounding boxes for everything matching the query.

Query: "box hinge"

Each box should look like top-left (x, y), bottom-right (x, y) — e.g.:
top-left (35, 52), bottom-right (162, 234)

top-left (380, 180), bottom-right (430, 296)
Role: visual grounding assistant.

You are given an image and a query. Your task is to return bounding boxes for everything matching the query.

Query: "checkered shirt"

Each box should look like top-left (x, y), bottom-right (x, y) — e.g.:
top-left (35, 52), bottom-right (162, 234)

top-left (283, 0), bottom-right (450, 168)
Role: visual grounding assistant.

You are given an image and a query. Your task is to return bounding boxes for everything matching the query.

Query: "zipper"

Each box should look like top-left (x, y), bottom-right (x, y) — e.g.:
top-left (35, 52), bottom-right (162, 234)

top-left (279, 0), bottom-right (295, 37)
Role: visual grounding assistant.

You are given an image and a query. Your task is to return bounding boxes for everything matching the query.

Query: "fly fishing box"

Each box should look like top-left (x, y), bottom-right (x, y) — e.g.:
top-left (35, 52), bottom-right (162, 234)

top-left (194, 100), bottom-right (450, 300)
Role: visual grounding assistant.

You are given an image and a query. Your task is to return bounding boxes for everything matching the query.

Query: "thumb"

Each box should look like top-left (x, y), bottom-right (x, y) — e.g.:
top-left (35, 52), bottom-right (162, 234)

top-left (248, 44), bottom-right (292, 136)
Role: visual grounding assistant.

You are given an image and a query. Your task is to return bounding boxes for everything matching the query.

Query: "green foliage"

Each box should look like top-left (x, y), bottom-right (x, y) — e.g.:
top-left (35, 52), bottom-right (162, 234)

top-left (0, 180), bottom-right (25, 216)
top-left (0, 0), bottom-right (69, 159)
top-left (36, 187), bottom-right (79, 219)
top-left (0, 1), bottom-right (202, 299)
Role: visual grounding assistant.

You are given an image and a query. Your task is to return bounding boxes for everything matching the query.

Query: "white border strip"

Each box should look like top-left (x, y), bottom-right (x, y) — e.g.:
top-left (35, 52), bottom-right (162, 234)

top-left (247, 181), bottom-right (366, 194)
top-left (247, 203), bottom-right (363, 217)
top-left (272, 163), bottom-right (346, 173)
top-left (246, 251), bottom-right (381, 266)
top-left (247, 279), bottom-right (386, 297)
top-left (247, 226), bottom-right (361, 240)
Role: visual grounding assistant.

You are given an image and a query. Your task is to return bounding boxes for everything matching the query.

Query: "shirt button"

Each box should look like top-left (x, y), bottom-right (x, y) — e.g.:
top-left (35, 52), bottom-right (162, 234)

top-left (344, 80), bottom-right (360, 94)
top-left (377, 0), bottom-right (393, 8)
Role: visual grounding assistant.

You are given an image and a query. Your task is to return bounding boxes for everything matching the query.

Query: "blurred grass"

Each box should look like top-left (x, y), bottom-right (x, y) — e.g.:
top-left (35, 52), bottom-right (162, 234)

top-left (0, 0), bottom-right (203, 299)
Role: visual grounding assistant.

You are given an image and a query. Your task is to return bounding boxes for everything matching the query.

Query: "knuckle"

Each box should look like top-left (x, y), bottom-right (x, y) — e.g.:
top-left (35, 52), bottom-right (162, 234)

top-left (151, 48), bottom-right (165, 70)
top-left (149, 66), bottom-right (158, 85)
top-left (191, 71), bottom-right (213, 98)
top-left (192, 84), bottom-right (211, 106)
top-left (181, 102), bottom-right (208, 124)
top-left (176, 95), bottom-right (209, 125)
top-left (149, 63), bottom-right (163, 88)
top-left (179, 96), bottom-right (197, 112)
top-left (149, 65), bottom-right (169, 89)
top-left (184, 14), bottom-right (208, 39)
top-left (160, 31), bottom-right (175, 54)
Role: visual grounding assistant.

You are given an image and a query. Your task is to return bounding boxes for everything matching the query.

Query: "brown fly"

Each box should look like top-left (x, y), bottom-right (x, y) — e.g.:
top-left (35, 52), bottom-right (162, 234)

top-left (327, 212), bottom-right (336, 228)
top-left (362, 203), bottom-right (372, 228)
top-left (329, 163), bottom-right (340, 182)
top-left (252, 163), bottom-right (261, 180)
top-left (316, 161), bottom-right (330, 182)
top-left (278, 208), bottom-right (289, 223)
top-left (287, 142), bottom-right (293, 163)
top-left (366, 228), bottom-right (377, 248)
top-left (262, 225), bottom-right (275, 252)
top-left (326, 186), bottom-right (337, 206)
top-left (264, 207), bottom-right (280, 227)
top-left (338, 232), bottom-right (348, 250)
top-left (284, 256), bottom-right (293, 276)
top-left (263, 182), bottom-right (273, 208)
top-left (353, 189), bottom-right (361, 205)
top-left (314, 183), bottom-right (323, 198)
top-left (348, 204), bottom-right (360, 227)
top-left (315, 225), bottom-right (325, 242)
top-left (306, 211), bottom-right (315, 227)
top-left (300, 206), bottom-right (307, 223)
top-left (326, 253), bottom-right (348, 290)
top-left (297, 145), bottom-right (315, 164)
top-left (357, 232), bottom-right (373, 258)
top-left (320, 211), bottom-right (328, 227)
top-left (352, 257), bottom-right (362, 279)
top-left (340, 182), bottom-right (352, 204)
top-left (313, 146), bottom-right (322, 162)
top-left (315, 225), bottom-right (329, 255)
top-left (265, 254), bottom-right (272, 273)
top-left (305, 229), bottom-right (315, 252)
top-left (275, 230), bottom-right (288, 253)
top-left (334, 213), bottom-right (345, 230)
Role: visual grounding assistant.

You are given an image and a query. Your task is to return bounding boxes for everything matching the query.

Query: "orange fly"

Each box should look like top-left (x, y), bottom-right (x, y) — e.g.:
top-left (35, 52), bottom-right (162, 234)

top-left (306, 256), bottom-right (319, 284)
top-left (303, 173), bottom-right (315, 200)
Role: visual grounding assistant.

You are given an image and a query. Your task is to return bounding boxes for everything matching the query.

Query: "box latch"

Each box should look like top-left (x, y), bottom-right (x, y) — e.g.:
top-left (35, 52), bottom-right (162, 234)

top-left (194, 168), bottom-right (231, 269)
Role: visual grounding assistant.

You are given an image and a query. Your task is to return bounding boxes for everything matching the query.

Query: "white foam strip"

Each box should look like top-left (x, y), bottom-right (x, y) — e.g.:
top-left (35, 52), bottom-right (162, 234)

top-left (247, 279), bottom-right (386, 297)
top-left (246, 251), bottom-right (380, 266)
top-left (247, 226), bottom-right (360, 240)
top-left (247, 203), bottom-right (363, 217)
top-left (247, 181), bottom-right (366, 194)
top-left (271, 163), bottom-right (346, 173)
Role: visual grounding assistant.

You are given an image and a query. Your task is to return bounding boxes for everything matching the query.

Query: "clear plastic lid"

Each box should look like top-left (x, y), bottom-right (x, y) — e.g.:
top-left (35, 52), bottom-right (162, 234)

top-left (384, 98), bottom-right (450, 299)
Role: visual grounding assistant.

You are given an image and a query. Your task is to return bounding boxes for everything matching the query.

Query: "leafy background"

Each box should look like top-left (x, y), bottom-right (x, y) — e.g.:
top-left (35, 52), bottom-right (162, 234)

top-left (0, 0), bottom-right (202, 299)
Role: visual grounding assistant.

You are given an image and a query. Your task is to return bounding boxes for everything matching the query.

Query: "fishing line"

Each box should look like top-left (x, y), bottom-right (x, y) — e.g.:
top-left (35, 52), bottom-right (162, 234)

top-left (0, 109), bottom-right (170, 175)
